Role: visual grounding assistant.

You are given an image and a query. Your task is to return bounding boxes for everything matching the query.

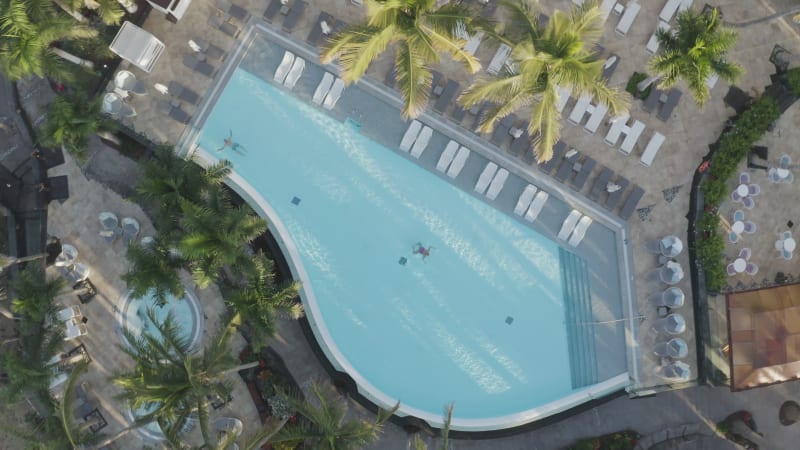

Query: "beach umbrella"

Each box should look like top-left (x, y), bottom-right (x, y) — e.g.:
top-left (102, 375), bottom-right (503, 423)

top-left (654, 313), bottom-right (686, 335)
top-left (659, 236), bottom-right (684, 257)
top-left (663, 287), bottom-right (685, 308)
top-left (659, 361), bottom-right (691, 381)
top-left (660, 261), bottom-right (684, 285)
top-left (102, 93), bottom-right (123, 114)
top-left (665, 338), bottom-right (688, 358)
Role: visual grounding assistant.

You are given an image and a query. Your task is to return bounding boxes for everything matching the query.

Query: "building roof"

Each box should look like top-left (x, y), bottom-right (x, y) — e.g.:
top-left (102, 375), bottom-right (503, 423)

top-left (727, 284), bottom-right (800, 390)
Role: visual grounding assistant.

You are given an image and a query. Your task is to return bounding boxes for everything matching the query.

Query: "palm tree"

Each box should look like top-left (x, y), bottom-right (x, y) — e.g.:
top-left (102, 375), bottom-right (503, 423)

top-left (648, 7), bottom-right (743, 107)
top-left (225, 253), bottom-right (302, 350)
top-left (459, 0), bottom-right (628, 162)
top-left (10, 265), bottom-right (64, 333)
top-left (38, 95), bottom-right (114, 163)
top-left (269, 382), bottom-right (399, 450)
top-left (54, 0), bottom-right (124, 25)
top-left (0, 0), bottom-right (98, 82)
top-left (411, 403), bottom-right (452, 450)
top-left (0, 252), bottom-right (47, 273)
top-left (179, 186), bottom-right (267, 288)
top-left (112, 312), bottom-right (260, 440)
top-left (122, 235), bottom-right (185, 307)
top-left (320, 0), bottom-right (481, 119)
top-left (136, 146), bottom-right (232, 234)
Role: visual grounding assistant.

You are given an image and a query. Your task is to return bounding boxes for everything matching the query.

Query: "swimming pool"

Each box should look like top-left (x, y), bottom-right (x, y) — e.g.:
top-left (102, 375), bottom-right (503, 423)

top-left (195, 67), bottom-right (599, 429)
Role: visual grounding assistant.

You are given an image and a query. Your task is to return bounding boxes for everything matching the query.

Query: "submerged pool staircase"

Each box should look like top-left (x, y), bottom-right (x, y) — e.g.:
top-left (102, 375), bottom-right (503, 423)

top-left (559, 248), bottom-right (598, 389)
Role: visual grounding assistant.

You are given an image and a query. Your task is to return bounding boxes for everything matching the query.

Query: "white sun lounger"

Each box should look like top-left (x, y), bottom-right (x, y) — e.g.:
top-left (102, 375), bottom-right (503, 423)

top-left (620, 120), bottom-right (645, 155)
top-left (486, 168), bottom-right (509, 200)
top-left (312, 72), bottom-right (334, 104)
top-left (475, 162), bottom-right (498, 194)
top-left (568, 93), bottom-right (592, 125)
top-left (640, 131), bottom-right (666, 167)
top-left (599, 0), bottom-right (616, 20)
top-left (659, 0), bottom-right (681, 22)
top-left (646, 21), bottom-right (670, 54)
top-left (400, 120), bottom-right (422, 152)
top-left (558, 210), bottom-right (582, 240)
top-left (679, 0), bottom-right (693, 12)
top-left (447, 146), bottom-right (470, 178)
top-left (524, 191), bottom-right (549, 222)
top-left (487, 43), bottom-right (512, 75)
top-left (410, 126), bottom-right (433, 158)
top-left (274, 51), bottom-right (295, 84)
top-left (604, 114), bottom-right (629, 146)
top-left (705, 72), bottom-right (719, 89)
top-left (615, 1), bottom-right (641, 36)
top-left (323, 78), bottom-right (345, 110)
top-left (514, 184), bottom-right (538, 216)
top-left (283, 57), bottom-right (305, 89)
top-left (583, 103), bottom-right (608, 134)
top-left (464, 31), bottom-right (484, 55)
top-left (556, 85), bottom-right (572, 113)
top-left (436, 141), bottom-right (459, 172)
top-left (568, 216), bottom-right (593, 247)
top-left (57, 305), bottom-right (82, 321)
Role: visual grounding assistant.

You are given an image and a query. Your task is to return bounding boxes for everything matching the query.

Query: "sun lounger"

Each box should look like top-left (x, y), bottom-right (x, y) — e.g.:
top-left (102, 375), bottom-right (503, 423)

top-left (470, 102), bottom-right (489, 132)
top-left (475, 162), bottom-right (498, 194)
top-left (486, 169), bottom-right (508, 200)
top-left (584, 103), bottom-right (608, 134)
top-left (487, 43), bottom-right (512, 75)
top-left (308, 12), bottom-right (334, 45)
top-left (659, 0), bottom-right (681, 22)
top-left (430, 71), bottom-right (443, 97)
top-left (539, 141), bottom-right (567, 173)
top-left (323, 78), bottom-right (344, 110)
top-left (568, 93), bottom-right (592, 125)
top-left (399, 120), bottom-right (422, 152)
top-left (208, 14), bottom-right (239, 38)
top-left (571, 157), bottom-right (596, 190)
top-left (619, 185), bottom-right (644, 220)
top-left (313, 73), bottom-right (334, 105)
top-left (384, 66), bottom-right (396, 89)
top-left (451, 105), bottom-right (467, 123)
top-left (122, 217), bottom-right (140, 247)
top-left (679, 0), bottom-right (693, 12)
top-left (556, 85), bottom-right (572, 113)
top-left (264, 0), bottom-right (282, 21)
top-left (555, 150), bottom-right (579, 182)
top-left (599, 0), bottom-right (616, 20)
top-left (514, 184), bottom-right (538, 215)
top-left (647, 21), bottom-right (671, 54)
top-left (57, 305), bottom-right (82, 321)
top-left (283, 0), bottom-right (307, 32)
top-left (273, 51), bottom-right (295, 83)
top-left (64, 319), bottom-right (88, 341)
top-left (157, 100), bottom-right (191, 124)
top-left (605, 176), bottom-right (629, 211)
top-left (705, 72), bottom-right (719, 89)
top-left (620, 120), bottom-right (645, 155)
top-left (601, 54), bottom-right (619, 80)
top-left (434, 80), bottom-right (459, 114)
top-left (657, 89), bottom-right (682, 122)
top-left (643, 88), bottom-right (662, 113)
top-left (168, 81), bottom-right (199, 105)
top-left (410, 126), bottom-right (433, 158)
top-left (436, 141), bottom-right (459, 172)
top-left (99, 212), bottom-right (120, 243)
top-left (615, 1), bottom-right (640, 36)
top-left (589, 166), bottom-right (613, 201)
top-left (283, 57), bottom-right (305, 89)
top-left (568, 216), bottom-right (593, 247)
top-left (464, 31), bottom-right (484, 55)
top-left (491, 114), bottom-right (515, 146)
top-left (46, 176), bottom-right (69, 202)
top-left (183, 54), bottom-right (215, 77)
top-left (510, 128), bottom-right (530, 156)
top-left (640, 132), bottom-right (666, 167)
top-left (525, 191), bottom-right (549, 222)
top-left (604, 114), bottom-right (629, 146)
top-left (447, 147), bottom-right (470, 179)
top-left (558, 210), bottom-right (582, 240)
top-left (214, 0), bottom-right (249, 22)
top-left (65, 263), bottom-right (90, 286)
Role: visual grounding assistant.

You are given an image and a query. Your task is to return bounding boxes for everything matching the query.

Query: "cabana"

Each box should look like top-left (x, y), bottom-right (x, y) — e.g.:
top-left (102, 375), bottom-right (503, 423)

top-left (109, 22), bottom-right (166, 73)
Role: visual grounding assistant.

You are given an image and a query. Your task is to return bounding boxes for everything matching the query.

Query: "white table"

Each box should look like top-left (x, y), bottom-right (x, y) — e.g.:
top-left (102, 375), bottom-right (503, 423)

top-left (733, 258), bottom-right (746, 273)
top-left (785, 238), bottom-right (796, 252)
top-left (732, 221), bottom-right (744, 234)
top-left (777, 168), bottom-right (790, 179)
top-left (736, 184), bottom-right (749, 197)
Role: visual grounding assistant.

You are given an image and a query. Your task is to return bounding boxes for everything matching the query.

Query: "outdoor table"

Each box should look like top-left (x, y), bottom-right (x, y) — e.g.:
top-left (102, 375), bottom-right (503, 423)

top-left (785, 238), bottom-right (796, 252)
top-left (733, 258), bottom-right (746, 273)
top-left (732, 221), bottom-right (745, 234)
top-left (777, 168), bottom-right (790, 179)
top-left (736, 184), bottom-right (749, 197)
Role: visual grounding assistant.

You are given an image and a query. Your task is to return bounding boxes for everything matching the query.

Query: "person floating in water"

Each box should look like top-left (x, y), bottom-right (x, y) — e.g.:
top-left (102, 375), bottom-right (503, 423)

top-left (412, 242), bottom-right (433, 261)
top-left (216, 129), bottom-right (246, 154)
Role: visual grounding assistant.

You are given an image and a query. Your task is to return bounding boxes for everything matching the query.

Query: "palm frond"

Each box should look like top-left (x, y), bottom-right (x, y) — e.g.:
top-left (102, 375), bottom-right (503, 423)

top-left (394, 41), bottom-right (431, 119)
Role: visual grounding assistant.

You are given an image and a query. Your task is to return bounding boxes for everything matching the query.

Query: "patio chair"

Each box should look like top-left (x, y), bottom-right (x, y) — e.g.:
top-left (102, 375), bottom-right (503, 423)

top-left (57, 305), bottom-right (82, 322)
top-left (783, 231), bottom-right (793, 240)
top-left (739, 172), bottom-right (750, 185)
top-left (55, 244), bottom-right (78, 268)
top-left (558, 210), bottom-right (582, 241)
top-left (524, 191), bottom-right (549, 222)
top-left (65, 263), bottom-right (90, 286)
top-left (748, 184), bottom-right (760, 196)
top-left (728, 232), bottom-right (739, 243)
top-left (167, 81), bottom-right (200, 105)
top-left (738, 248), bottom-right (752, 260)
top-left (743, 221), bottom-right (756, 234)
top-left (208, 13), bottom-right (240, 38)
top-left (410, 126), bottom-right (433, 159)
top-left (182, 54), bottom-right (215, 78)
top-left (653, 338), bottom-right (689, 358)
top-left (98, 212), bottom-right (120, 243)
top-left (121, 218), bottom-right (140, 246)
top-left (780, 154), bottom-right (792, 168)
top-left (769, 168), bottom-right (781, 183)
top-left (733, 210), bottom-right (744, 222)
top-left (157, 100), bottom-right (191, 124)
top-left (283, 0), bottom-right (307, 32)
top-left (783, 250), bottom-right (793, 260)
top-left (785, 172), bottom-right (794, 183)
top-left (263, 0), bottom-right (282, 22)
top-left (514, 184), bottom-right (537, 216)
top-left (730, 189), bottom-right (741, 202)
top-left (589, 167), bottom-right (613, 202)
top-left (742, 196), bottom-right (754, 209)
top-left (114, 71), bottom-right (147, 95)
top-left (745, 263), bottom-right (758, 275)
top-left (486, 168), bottom-right (509, 200)
top-left (726, 263), bottom-right (737, 276)
top-left (214, 0), bottom-right (250, 22)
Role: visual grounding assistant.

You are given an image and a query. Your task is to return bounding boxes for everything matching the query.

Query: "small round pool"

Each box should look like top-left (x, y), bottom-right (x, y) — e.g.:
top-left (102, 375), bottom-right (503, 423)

top-left (117, 288), bottom-right (204, 351)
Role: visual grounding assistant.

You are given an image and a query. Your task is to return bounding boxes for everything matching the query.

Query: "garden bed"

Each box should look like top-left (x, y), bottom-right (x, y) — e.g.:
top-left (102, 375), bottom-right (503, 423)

top-left (239, 346), bottom-right (303, 426)
top-left (568, 430), bottom-right (640, 450)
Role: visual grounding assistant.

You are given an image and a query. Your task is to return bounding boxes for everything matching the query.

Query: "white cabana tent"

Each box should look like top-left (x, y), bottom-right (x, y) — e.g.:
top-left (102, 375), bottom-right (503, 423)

top-left (109, 22), bottom-right (165, 73)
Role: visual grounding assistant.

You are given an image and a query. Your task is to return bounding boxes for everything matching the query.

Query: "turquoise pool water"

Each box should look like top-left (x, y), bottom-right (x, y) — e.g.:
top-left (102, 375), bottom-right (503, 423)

top-left (197, 69), bottom-right (573, 420)
top-left (120, 289), bottom-right (201, 348)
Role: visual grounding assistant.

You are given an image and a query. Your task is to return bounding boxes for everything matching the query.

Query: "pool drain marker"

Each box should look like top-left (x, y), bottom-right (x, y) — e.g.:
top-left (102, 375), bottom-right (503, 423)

top-left (291, 196), bottom-right (301, 205)
top-left (398, 257), bottom-right (407, 266)
top-left (506, 316), bottom-right (514, 325)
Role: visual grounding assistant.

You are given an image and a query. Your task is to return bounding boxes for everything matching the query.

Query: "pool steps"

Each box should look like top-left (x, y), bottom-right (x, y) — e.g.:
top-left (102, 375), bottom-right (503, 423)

top-left (559, 248), bottom-right (598, 388)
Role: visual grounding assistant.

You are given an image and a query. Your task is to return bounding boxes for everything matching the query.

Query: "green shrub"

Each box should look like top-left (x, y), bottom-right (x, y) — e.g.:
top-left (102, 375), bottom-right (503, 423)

top-left (625, 72), bottom-right (651, 99)
top-left (700, 178), bottom-right (725, 206)
top-left (788, 67), bottom-right (800, 95)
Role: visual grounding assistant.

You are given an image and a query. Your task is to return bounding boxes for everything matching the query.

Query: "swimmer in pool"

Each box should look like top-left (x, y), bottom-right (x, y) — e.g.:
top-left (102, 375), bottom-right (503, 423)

top-left (412, 242), bottom-right (433, 260)
top-left (216, 129), bottom-right (246, 154)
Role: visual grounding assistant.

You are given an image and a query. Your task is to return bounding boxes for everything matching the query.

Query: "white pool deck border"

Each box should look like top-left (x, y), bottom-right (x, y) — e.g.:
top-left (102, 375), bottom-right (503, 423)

top-left (176, 21), bottom-right (640, 431)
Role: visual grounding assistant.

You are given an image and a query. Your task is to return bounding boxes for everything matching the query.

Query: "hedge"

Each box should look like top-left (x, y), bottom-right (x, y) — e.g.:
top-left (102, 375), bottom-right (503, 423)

top-left (697, 96), bottom-right (780, 291)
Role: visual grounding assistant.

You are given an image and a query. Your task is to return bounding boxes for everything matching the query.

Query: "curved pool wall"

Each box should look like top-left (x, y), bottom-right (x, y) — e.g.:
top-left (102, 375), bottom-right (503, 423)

top-left (116, 288), bottom-right (204, 352)
top-left (177, 24), bottom-right (637, 432)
